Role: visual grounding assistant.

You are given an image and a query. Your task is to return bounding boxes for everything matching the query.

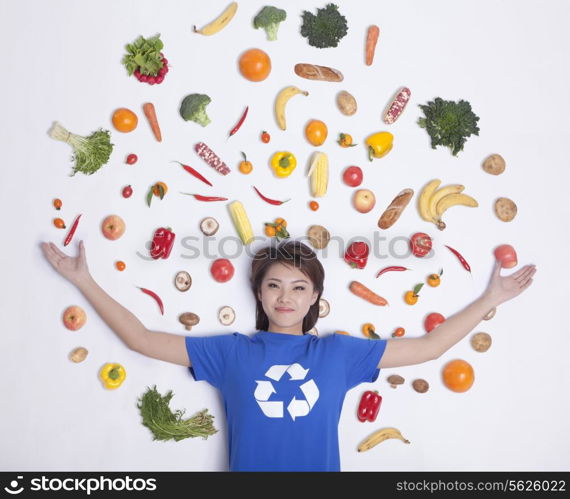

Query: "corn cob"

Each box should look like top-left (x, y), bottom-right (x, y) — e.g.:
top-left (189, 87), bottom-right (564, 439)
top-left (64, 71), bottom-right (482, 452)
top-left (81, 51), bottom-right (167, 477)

top-left (308, 152), bottom-right (328, 197)
top-left (228, 201), bottom-right (254, 245)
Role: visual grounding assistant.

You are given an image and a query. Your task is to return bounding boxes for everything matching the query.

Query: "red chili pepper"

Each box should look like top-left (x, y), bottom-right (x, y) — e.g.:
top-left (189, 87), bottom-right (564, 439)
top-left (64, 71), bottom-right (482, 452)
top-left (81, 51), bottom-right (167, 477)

top-left (63, 214), bottom-right (82, 247)
top-left (344, 242), bottom-right (369, 269)
top-left (150, 227), bottom-right (176, 260)
top-left (171, 161), bottom-right (213, 187)
top-left (229, 106), bottom-right (249, 137)
top-left (137, 286), bottom-right (164, 315)
top-left (445, 245), bottom-right (471, 272)
top-left (357, 390), bottom-right (382, 422)
top-left (253, 186), bottom-right (290, 205)
top-left (376, 266), bottom-right (409, 278)
top-left (180, 193), bottom-right (228, 202)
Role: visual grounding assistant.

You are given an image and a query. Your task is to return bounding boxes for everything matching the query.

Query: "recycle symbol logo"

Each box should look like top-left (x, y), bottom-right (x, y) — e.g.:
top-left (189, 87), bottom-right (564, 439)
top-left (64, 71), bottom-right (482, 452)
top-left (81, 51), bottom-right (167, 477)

top-left (254, 363), bottom-right (320, 421)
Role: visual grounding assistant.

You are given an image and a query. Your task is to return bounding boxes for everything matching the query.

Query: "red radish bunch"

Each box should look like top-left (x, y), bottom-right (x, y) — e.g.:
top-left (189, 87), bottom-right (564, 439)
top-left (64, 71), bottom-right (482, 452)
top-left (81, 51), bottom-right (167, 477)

top-left (133, 53), bottom-right (169, 85)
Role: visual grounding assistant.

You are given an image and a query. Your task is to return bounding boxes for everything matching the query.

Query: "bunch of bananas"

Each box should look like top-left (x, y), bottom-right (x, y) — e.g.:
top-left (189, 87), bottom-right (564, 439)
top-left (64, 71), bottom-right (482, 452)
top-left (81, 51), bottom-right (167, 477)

top-left (418, 179), bottom-right (479, 230)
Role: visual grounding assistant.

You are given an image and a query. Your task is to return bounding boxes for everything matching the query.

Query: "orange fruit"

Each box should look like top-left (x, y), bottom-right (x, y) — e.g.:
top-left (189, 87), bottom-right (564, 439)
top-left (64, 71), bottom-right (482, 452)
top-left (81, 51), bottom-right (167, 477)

top-left (274, 218), bottom-right (286, 228)
top-left (305, 120), bottom-right (328, 146)
top-left (238, 48), bottom-right (271, 82)
top-left (442, 359), bottom-right (475, 393)
top-left (239, 161), bottom-right (253, 174)
top-left (427, 274), bottom-right (440, 287)
top-left (264, 224), bottom-right (276, 237)
top-left (115, 261), bottom-right (126, 271)
top-left (112, 108), bottom-right (138, 133)
top-left (152, 182), bottom-right (168, 197)
top-left (404, 290), bottom-right (418, 305)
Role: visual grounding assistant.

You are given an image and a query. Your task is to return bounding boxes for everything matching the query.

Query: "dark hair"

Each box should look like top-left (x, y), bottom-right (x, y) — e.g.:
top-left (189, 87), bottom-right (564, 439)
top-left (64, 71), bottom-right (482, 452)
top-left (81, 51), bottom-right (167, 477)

top-left (250, 240), bottom-right (325, 334)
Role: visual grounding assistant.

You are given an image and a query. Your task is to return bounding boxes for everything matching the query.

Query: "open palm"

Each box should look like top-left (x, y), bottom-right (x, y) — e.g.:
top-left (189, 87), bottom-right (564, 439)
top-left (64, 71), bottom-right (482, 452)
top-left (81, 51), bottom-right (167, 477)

top-left (40, 240), bottom-right (90, 286)
top-left (485, 259), bottom-right (537, 306)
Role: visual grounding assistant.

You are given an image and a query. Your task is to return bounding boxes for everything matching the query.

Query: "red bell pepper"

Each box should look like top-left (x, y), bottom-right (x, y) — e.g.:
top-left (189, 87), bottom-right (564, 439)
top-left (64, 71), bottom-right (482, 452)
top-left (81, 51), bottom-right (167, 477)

top-left (150, 227), bottom-right (175, 260)
top-left (344, 241), bottom-right (369, 269)
top-left (357, 390), bottom-right (382, 422)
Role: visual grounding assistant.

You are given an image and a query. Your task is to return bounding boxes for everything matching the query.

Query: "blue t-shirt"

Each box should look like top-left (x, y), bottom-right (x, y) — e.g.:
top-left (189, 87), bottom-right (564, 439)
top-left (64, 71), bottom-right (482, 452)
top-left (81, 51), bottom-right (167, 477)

top-left (185, 330), bottom-right (387, 472)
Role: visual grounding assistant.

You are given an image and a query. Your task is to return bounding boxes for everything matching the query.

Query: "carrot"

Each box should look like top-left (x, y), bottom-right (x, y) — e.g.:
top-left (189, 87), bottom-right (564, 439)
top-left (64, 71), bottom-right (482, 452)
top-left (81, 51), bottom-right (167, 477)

top-left (349, 280), bottom-right (388, 306)
top-left (365, 25), bottom-right (380, 66)
top-left (143, 103), bottom-right (162, 142)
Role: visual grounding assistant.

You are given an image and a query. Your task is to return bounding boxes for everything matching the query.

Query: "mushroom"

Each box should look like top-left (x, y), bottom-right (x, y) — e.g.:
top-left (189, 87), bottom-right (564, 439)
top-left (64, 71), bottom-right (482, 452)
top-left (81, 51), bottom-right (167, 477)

top-left (218, 306), bottom-right (236, 326)
top-left (174, 271), bottom-right (192, 292)
top-left (200, 217), bottom-right (219, 236)
top-left (179, 312), bottom-right (200, 331)
top-left (318, 298), bottom-right (330, 318)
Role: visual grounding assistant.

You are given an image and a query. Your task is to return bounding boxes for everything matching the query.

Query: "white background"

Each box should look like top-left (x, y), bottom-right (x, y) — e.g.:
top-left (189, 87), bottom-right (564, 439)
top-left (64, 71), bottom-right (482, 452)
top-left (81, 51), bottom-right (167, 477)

top-left (1, 0), bottom-right (569, 472)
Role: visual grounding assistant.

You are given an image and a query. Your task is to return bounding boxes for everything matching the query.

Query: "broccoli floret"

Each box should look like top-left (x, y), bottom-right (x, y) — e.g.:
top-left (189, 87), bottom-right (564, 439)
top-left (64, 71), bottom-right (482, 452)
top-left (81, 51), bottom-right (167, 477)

top-left (179, 94), bottom-right (212, 127)
top-left (300, 3), bottom-right (348, 49)
top-left (253, 6), bottom-right (287, 41)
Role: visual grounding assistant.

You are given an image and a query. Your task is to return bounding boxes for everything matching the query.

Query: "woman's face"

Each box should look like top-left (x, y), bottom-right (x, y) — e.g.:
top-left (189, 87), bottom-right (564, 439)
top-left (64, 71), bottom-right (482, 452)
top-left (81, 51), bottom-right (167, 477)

top-left (258, 263), bottom-right (319, 334)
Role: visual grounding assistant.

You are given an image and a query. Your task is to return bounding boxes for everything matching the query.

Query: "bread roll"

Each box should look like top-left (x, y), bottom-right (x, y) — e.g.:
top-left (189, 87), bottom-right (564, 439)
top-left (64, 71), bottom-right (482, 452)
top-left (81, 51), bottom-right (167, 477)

top-left (378, 189), bottom-right (414, 229)
top-left (294, 63), bottom-right (343, 82)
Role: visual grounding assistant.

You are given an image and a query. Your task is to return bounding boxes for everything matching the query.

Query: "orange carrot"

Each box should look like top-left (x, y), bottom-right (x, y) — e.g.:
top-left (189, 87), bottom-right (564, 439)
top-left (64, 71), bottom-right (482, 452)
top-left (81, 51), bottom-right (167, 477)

top-left (143, 103), bottom-right (162, 142)
top-left (349, 280), bottom-right (388, 306)
top-left (365, 25), bottom-right (380, 66)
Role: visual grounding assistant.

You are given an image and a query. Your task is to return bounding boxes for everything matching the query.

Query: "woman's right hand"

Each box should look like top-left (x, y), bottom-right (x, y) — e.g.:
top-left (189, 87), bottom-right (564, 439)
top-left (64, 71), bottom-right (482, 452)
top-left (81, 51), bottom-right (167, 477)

top-left (41, 240), bottom-right (91, 287)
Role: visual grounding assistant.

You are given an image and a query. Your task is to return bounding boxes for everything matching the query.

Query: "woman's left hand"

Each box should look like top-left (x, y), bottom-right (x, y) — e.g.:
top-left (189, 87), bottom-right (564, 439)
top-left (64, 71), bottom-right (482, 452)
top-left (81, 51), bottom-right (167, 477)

top-left (484, 260), bottom-right (537, 307)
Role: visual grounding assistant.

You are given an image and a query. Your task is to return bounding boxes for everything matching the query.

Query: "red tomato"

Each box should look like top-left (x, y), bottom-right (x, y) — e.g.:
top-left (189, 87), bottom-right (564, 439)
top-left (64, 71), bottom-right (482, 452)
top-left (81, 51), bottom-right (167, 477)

top-left (342, 166), bottom-right (363, 187)
top-left (410, 232), bottom-right (432, 258)
top-left (494, 244), bottom-right (517, 268)
top-left (211, 258), bottom-right (235, 283)
top-left (424, 312), bottom-right (445, 333)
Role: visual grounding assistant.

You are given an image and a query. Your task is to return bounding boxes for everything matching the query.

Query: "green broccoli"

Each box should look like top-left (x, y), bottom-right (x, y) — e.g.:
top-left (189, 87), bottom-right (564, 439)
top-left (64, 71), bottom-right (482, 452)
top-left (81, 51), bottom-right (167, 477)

top-left (253, 6), bottom-right (287, 41)
top-left (179, 94), bottom-right (212, 127)
top-left (300, 3), bottom-right (348, 49)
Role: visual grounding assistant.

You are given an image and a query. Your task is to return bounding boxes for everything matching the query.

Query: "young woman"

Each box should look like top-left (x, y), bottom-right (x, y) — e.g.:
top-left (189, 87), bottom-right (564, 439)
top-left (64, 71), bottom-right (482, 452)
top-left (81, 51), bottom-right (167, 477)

top-left (40, 239), bottom-right (536, 472)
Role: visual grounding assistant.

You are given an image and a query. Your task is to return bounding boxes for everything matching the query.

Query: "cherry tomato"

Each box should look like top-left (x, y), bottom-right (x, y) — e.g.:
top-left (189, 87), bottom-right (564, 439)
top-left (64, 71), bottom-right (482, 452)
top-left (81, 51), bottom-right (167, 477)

top-left (261, 131), bottom-right (270, 143)
top-left (392, 327), bottom-right (405, 337)
top-left (342, 166), bottom-right (363, 187)
top-left (309, 201), bottom-right (319, 211)
top-left (126, 153), bottom-right (138, 165)
top-left (424, 312), bottom-right (445, 333)
top-left (115, 261), bottom-right (126, 271)
top-left (410, 232), bottom-right (432, 258)
top-left (211, 258), bottom-right (235, 283)
top-left (53, 198), bottom-right (62, 210)
top-left (53, 218), bottom-right (66, 229)
top-left (122, 185), bottom-right (133, 198)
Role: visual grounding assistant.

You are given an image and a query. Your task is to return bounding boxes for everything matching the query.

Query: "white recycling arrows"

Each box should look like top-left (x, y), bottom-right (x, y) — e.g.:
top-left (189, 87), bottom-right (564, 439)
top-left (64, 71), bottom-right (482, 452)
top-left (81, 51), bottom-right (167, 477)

top-left (254, 363), bottom-right (319, 421)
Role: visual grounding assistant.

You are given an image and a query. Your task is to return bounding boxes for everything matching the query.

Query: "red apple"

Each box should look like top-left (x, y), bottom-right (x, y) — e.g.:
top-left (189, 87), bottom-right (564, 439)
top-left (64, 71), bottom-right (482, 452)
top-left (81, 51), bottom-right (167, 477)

top-left (424, 312), bottom-right (446, 333)
top-left (102, 215), bottom-right (126, 240)
top-left (63, 305), bottom-right (87, 331)
top-left (352, 189), bottom-right (376, 213)
top-left (494, 244), bottom-right (517, 268)
top-left (343, 166), bottom-right (363, 187)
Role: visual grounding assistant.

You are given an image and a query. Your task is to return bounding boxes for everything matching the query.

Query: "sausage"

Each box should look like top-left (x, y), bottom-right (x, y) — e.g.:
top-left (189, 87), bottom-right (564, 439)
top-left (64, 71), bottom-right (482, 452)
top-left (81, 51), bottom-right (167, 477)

top-left (378, 188), bottom-right (414, 229)
top-left (194, 142), bottom-right (231, 175)
top-left (383, 87), bottom-right (411, 124)
top-left (294, 63), bottom-right (343, 82)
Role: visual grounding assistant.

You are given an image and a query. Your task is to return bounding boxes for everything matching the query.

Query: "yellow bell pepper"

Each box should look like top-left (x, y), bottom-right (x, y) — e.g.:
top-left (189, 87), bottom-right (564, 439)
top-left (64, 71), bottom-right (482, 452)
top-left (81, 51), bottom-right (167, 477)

top-left (270, 152), bottom-right (297, 178)
top-left (99, 363), bottom-right (126, 390)
top-left (365, 132), bottom-right (393, 161)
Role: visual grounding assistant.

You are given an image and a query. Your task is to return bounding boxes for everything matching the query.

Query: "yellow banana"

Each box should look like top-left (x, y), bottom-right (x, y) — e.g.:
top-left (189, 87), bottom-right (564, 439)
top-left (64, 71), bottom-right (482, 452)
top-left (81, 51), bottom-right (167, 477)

top-left (435, 193), bottom-right (479, 218)
top-left (428, 184), bottom-right (464, 222)
top-left (308, 152), bottom-right (328, 197)
top-left (274, 86), bottom-right (309, 130)
top-left (193, 2), bottom-right (238, 36)
top-left (418, 179), bottom-right (441, 222)
top-left (358, 427), bottom-right (411, 452)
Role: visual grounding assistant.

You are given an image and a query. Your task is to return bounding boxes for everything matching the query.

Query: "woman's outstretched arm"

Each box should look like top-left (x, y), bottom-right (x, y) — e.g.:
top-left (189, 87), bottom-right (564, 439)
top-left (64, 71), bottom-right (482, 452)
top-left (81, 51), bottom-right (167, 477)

top-left (379, 259), bottom-right (537, 369)
top-left (40, 240), bottom-right (190, 367)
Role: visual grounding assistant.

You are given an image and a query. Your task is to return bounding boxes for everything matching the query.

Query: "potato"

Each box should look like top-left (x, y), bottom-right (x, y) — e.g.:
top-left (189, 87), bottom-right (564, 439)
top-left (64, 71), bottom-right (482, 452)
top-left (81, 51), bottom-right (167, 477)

top-left (471, 332), bottom-right (492, 352)
top-left (495, 197), bottom-right (517, 222)
top-left (307, 225), bottom-right (330, 249)
top-left (69, 347), bottom-right (88, 363)
top-left (482, 154), bottom-right (506, 175)
top-left (336, 90), bottom-right (357, 116)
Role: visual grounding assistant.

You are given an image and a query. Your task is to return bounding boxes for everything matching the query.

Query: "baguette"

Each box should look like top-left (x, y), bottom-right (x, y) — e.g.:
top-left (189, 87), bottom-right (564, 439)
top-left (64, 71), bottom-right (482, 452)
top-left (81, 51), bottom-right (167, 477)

top-left (294, 63), bottom-right (343, 82)
top-left (378, 188), bottom-right (414, 229)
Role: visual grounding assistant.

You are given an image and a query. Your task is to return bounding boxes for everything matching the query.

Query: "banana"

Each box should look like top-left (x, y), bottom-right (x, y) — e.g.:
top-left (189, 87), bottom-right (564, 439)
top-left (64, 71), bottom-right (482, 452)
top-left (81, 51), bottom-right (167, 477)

top-left (358, 427), bottom-right (410, 452)
top-left (435, 193), bottom-right (479, 218)
top-left (428, 184), bottom-right (464, 223)
top-left (274, 86), bottom-right (309, 130)
top-left (308, 152), bottom-right (328, 197)
top-left (418, 179), bottom-right (441, 222)
top-left (193, 2), bottom-right (238, 36)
